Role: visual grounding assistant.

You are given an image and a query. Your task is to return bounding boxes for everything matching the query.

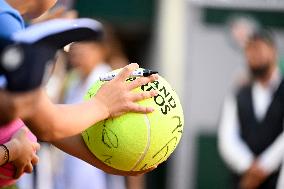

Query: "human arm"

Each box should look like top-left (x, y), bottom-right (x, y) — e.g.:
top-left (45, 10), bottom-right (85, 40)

top-left (51, 134), bottom-right (153, 176)
top-left (126, 175), bottom-right (145, 189)
top-left (218, 95), bottom-right (254, 174)
top-left (23, 63), bottom-right (158, 141)
top-left (257, 132), bottom-right (284, 174)
top-left (239, 131), bottom-right (284, 189)
top-left (0, 89), bottom-right (41, 125)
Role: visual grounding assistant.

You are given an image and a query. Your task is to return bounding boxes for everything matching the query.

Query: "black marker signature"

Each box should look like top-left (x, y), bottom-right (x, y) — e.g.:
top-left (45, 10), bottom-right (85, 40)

top-left (139, 115), bottom-right (183, 170)
top-left (101, 120), bottom-right (119, 149)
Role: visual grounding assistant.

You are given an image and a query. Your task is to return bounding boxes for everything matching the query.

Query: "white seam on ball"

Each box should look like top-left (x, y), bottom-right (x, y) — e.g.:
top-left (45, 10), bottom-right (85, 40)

top-left (130, 114), bottom-right (151, 171)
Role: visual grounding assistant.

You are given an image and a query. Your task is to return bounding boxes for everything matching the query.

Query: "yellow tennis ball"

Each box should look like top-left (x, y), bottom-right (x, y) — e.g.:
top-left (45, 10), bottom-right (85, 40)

top-left (82, 69), bottom-right (184, 172)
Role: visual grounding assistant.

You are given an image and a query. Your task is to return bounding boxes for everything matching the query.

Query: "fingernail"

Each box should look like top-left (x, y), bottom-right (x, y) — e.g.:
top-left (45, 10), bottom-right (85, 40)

top-left (130, 63), bottom-right (139, 68)
top-left (152, 74), bottom-right (159, 80)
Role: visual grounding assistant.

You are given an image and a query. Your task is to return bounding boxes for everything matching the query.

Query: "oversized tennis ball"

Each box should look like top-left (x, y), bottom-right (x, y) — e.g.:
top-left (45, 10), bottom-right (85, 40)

top-left (82, 69), bottom-right (184, 172)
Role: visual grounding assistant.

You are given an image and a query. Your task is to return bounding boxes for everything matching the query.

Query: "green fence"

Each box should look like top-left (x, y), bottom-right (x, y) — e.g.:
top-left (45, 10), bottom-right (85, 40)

top-left (195, 134), bottom-right (233, 189)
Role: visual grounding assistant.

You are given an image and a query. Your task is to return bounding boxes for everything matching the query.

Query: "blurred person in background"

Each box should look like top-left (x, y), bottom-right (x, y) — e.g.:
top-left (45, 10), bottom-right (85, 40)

top-left (53, 40), bottom-right (112, 189)
top-left (0, 0), bottom-right (157, 187)
top-left (218, 30), bottom-right (284, 189)
top-left (30, 5), bottom-right (78, 24)
top-left (17, 5), bottom-right (77, 189)
top-left (103, 25), bottom-right (146, 189)
top-left (54, 25), bottom-right (146, 189)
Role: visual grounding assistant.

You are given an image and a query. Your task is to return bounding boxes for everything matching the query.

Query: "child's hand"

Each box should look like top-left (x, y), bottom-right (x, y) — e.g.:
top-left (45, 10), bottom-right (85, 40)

top-left (94, 63), bottom-right (159, 118)
top-left (6, 127), bottom-right (40, 178)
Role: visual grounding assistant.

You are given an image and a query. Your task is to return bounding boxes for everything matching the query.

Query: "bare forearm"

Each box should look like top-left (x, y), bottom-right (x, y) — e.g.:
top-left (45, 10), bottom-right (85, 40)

top-left (126, 175), bottom-right (145, 189)
top-left (52, 134), bottom-right (127, 175)
top-left (0, 89), bottom-right (39, 125)
top-left (52, 135), bottom-right (151, 176)
top-left (24, 90), bottom-right (109, 141)
top-left (12, 64), bottom-right (158, 142)
top-left (0, 90), bottom-right (15, 124)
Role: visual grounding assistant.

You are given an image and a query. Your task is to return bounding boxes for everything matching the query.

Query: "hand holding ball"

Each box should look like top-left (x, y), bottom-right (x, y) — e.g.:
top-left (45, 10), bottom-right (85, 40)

top-left (82, 68), bottom-right (184, 174)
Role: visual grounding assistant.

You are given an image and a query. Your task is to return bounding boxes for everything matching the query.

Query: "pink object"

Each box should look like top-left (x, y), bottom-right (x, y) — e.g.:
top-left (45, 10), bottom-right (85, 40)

top-left (0, 119), bottom-right (37, 187)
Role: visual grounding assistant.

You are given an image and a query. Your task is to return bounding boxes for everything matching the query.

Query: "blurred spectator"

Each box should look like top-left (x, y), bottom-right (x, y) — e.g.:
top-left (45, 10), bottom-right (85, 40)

top-left (228, 15), bottom-right (259, 50)
top-left (103, 25), bottom-right (129, 70)
top-left (0, 1), bottom-right (155, 188)
top-left (18, 5), bottom-right (76, 188)
top-left (57, 25), bottom-right (146, 189)
top-left (218, 30), bottom-right (284, 189)
top-left (54, 39), bottom-right (126, 189)
top-left (103, 25), bottom-right (146, 189)
top-left (31, 6), bottom-right (78, 24)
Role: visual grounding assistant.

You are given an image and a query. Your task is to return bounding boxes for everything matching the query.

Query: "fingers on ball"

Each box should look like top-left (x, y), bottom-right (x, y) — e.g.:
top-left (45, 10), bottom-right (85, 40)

top-left (127, 73), bottom-right (159, 90)
top-left (149, 74), bottom-right (159, 81)
top-left (131, 90), bottom-right (158, 101)
top-left (129, 103), bottom-right (154, 113)
top-left (116, 63), bottom-right (139, 81)
top-left (127, 77), bottom-right (151, 89)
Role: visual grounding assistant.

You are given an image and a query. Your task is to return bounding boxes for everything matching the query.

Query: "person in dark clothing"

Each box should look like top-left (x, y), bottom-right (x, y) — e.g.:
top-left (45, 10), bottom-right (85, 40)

top-left (218, 30), bottom-right (284, 189)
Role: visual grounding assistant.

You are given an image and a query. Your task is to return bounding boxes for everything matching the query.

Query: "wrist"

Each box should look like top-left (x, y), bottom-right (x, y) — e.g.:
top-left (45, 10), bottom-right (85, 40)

top-left (255, 159), bottom-right (270, 175)
top-left (91, 97), bottom-right (110, 119)
top-left (4, 139), bottom-right (20, 162)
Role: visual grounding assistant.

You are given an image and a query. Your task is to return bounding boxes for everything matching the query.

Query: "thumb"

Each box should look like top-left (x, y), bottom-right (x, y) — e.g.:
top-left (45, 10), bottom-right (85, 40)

top-left (32, 142), bottom-right (40, 151)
